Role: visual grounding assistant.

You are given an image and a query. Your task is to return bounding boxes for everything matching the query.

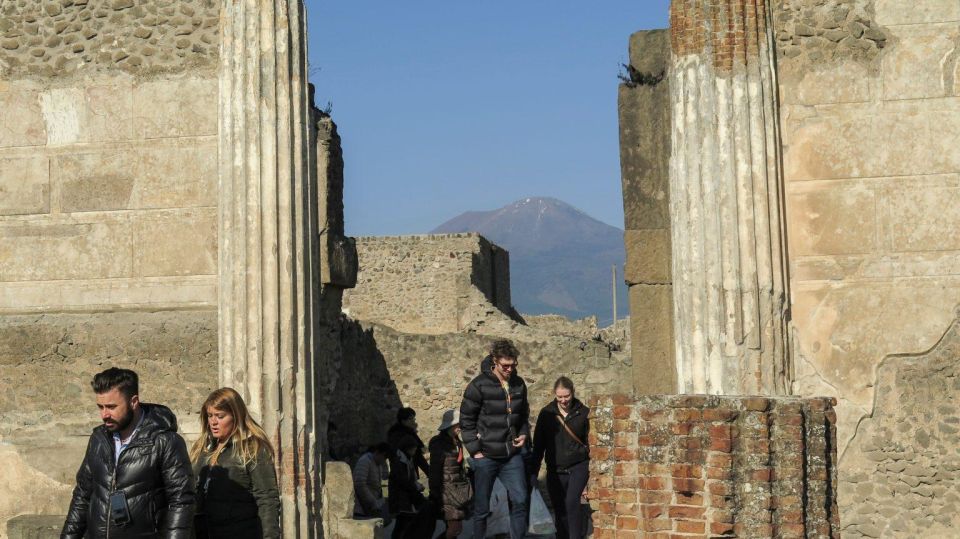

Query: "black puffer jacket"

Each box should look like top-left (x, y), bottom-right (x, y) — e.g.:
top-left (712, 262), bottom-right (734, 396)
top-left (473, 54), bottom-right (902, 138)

top-left (62, 404), bottom-right (195, 539)
top-left (532, 398), bottom-right (590, 473)
top-left (459, 356), bottom-right (530, 459)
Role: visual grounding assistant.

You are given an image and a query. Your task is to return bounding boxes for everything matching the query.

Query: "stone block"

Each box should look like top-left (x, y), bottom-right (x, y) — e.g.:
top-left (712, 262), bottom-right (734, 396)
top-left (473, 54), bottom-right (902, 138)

top-left (38, 84), bottom-right (134, 146)
top-left (785, 111), bottom-right (960, 181)
top-left (136, 77), bottom-right (218, 139)
top-left (779, 62), bottom-right (871, 105)
top-left (132, 209), bottom-right (217, 277)
top-left (886, 186), bottom-right (960, 252)
top-left (628, 284), bottom-right (674, 395)
top-left (628, 29), bottom-right (669, 76)
top-left (323, 461), bottom-right (355, 520)
top-left (881, 25), bottom-right (959, 101)
top-left (624, 229), bottom-right (670, 284)
top-left (876, 0), bottom-right (960, 25)
top-left (135, 143), bottom-right (218, 209)
top-left (0, 156), bottom-right (50, 216)
top-left (0, 82), bottom-right (47, 147)
top-left (56, 152), bottom-right (135, 212)
top-left (619, 84), bottom-right (671, 231)
top-left (6, 515), bottom-right (64, 539)
top-left (0, 276), bottom-right (218, 313)
top-left (788, 188), bottom-right (878, 256)
top-left (0, 218), bottom-right (133, 281)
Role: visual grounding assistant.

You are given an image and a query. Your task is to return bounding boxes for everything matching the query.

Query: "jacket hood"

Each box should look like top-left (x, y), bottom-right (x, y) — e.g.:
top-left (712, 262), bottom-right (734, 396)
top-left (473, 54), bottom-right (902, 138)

top-left (135, 403), bottom-right (179, 435)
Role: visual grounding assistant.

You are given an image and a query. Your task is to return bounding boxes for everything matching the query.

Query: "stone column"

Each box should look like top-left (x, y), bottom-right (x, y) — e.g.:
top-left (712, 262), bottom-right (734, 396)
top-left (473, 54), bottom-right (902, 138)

top-left (218, 1), bottom-right (321, 537)
top-left (668, 0), bottom-right (790, 395)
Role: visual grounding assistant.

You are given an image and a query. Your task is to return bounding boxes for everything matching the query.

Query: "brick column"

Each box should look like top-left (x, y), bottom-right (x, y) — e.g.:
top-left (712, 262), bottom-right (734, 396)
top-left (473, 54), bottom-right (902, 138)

top-left (668, 0), bottom-right (791, 395)
top-left (588, 394), bottom-right (840, 538)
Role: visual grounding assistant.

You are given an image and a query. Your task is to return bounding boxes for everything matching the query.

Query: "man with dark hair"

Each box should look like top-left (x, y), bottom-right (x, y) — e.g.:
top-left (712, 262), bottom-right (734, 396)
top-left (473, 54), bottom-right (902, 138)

top-left (387, 407), bottom-right (428, 476)
top-left (460, 339), bottom-right (530, 539)
top-left (62, 367), bottom-right (194, 539)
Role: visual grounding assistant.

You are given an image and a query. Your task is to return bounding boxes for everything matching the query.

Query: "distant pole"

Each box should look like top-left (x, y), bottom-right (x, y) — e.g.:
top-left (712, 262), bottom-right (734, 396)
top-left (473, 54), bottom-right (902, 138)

top-left (612, 264), bottom-right (617, 327)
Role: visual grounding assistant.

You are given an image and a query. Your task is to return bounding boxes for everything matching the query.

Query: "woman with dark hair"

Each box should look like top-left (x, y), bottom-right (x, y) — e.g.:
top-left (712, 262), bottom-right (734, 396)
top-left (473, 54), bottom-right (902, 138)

top-left (190, 388), bottom-right (280, 539)
top-left (532, 377), bottom-right (590, 539)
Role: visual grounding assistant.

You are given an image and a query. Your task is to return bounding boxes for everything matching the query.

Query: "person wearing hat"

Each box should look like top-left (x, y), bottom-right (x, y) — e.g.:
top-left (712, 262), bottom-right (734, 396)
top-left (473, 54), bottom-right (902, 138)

top-left (429, 409), bottom-right (473, 539)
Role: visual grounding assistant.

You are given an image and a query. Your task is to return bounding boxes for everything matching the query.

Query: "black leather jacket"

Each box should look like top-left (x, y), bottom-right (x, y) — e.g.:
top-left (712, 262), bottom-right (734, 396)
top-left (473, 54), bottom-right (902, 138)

top-left (459, 356), bottom-right (530, 459)
top-left (62, 404), bottom-right (195, 539)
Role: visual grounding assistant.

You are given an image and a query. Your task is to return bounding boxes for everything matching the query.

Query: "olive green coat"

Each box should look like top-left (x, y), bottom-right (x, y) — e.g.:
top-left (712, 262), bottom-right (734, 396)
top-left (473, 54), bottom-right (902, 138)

top-left (193, 443), bottom-right (280, 539)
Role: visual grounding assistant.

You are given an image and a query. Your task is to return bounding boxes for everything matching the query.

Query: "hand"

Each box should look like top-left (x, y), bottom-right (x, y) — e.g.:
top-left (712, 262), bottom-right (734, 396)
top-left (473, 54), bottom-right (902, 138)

top-left (473, 452), bottom-right (484, 459)
top-left (512, 434), bottom-right (526, 447)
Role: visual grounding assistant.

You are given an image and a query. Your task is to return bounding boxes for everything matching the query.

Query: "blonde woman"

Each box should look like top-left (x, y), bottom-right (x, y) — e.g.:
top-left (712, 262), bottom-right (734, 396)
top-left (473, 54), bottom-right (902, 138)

top-left (189, 388), bottom-right (280, 539)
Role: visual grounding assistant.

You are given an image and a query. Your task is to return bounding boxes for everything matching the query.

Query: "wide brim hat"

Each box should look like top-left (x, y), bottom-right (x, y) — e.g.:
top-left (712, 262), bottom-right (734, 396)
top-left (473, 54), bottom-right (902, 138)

top-left (437, 409), bottom-right (459, 432)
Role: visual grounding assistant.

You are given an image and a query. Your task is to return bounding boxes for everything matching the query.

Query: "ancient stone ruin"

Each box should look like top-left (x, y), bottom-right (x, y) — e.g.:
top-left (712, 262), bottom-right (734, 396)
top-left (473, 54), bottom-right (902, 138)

top-left (621, 0), bottom-right (960, 536)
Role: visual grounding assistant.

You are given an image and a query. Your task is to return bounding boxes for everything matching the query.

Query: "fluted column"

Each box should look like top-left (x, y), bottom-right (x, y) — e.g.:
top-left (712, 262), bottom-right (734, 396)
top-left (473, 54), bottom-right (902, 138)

top-left (218, 0), bottom-right (321, 536)
top-left (668, 0), bottom-right (790, 395)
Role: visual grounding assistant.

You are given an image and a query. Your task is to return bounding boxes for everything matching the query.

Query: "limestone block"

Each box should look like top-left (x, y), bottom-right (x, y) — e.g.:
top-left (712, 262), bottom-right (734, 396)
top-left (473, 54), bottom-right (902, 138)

top-left (619, 84), bottom-right (671, 231)
top-left (628, 284), bottom-right (674, 394)
top-left (785, 111), bottom-right (960, 180)
top-left (322, 461), bottom-right (355, 520)
top-left (778, 62), bottom-right (872, 106)
top-left (55, 152), bottom-right (135, 212)
top-left (788, 187), bottom-right (878, 256)
top-left (39, 84), bottom-right (135, 146)
top-left (876, 0), bottom-right (960, 26)
top-left (135, 143), bottom-right (218, 209)
top-left (6, 515), bottom-right (65, 539)
top-left (886, 186), bottom-right (960, 252)
top-left (881, 25), bottom-right (959, 101)
top-left (623, 229), bottom-right (670, 284)
top-left (0, 448), bottom-right (71, 539)
top-left (0, 83), bottom-right (46, 148)
top-left (791, 251), bottom-right (960, 282)
top-left (131, 209), bottom-right (217, 277)
top-left (136, 77), bottom-right (218, 139)
top-left (0, 218), bottom-right (133, 281)
top-left (0, 156), bottom-right (49, 216)
top-left (0, 276), bottom-right (218, 313)
top-left (628, 29), bottom-right (669, 77)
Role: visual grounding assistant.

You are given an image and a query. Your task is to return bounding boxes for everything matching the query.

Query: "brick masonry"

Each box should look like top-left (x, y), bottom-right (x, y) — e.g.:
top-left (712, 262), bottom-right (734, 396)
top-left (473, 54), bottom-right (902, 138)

top-left (587, 394), bottom-right (840, 538)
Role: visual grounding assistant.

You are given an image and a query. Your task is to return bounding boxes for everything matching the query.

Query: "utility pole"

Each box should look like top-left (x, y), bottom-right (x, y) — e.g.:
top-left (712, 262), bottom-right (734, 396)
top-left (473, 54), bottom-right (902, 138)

top-left (612, 264), bottom-right (617, 327)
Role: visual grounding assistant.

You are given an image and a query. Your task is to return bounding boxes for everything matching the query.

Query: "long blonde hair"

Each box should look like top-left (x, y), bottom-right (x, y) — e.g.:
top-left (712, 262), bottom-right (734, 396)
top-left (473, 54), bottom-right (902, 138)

top-left (189, 387), bottom-right (274, 467)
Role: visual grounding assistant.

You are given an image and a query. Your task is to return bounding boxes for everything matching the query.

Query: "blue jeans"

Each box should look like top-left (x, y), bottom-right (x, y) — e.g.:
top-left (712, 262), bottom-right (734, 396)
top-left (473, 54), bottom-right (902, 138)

top-left (471, 453), bottom-right (529, 539)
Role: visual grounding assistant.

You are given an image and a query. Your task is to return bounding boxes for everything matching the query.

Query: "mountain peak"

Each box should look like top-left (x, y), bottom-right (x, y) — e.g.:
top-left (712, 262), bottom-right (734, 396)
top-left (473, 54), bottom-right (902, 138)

top-left (431, 197), bottom-right (627, 322)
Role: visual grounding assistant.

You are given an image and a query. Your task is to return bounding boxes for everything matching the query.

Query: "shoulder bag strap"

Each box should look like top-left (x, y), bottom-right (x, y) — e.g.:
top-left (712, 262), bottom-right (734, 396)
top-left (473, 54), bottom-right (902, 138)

top-left (555, 414), bottom-right (586, 447)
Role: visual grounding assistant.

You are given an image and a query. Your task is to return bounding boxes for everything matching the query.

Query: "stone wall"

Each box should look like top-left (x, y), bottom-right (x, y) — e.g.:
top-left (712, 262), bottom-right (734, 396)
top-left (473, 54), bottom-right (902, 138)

top-left (0, 1), bottom-right (220, 534)
top-left (619, 29), bottom-right (675, 395)
top-left (327, 318), bottom-right (632, 461)
top-left (774, 0), bottom-right (960, 535)
top-left (587, 394), bottom-right (840, 538)
top-left (342, 234), bottom-right (514, 335)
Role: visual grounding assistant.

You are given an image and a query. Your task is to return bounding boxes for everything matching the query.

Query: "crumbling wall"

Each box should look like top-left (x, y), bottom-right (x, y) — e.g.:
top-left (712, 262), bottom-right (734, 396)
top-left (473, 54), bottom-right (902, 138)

top-left (342, 234), bottom-right (515, 334)
top-left (588, 394), bottom-right (840, 538)
top-left (328, 319), bottom-right (632, 461)
top-left (774, 0), bottom-right (960, 534)
top-left (619, 29), bottom-right (674, 395)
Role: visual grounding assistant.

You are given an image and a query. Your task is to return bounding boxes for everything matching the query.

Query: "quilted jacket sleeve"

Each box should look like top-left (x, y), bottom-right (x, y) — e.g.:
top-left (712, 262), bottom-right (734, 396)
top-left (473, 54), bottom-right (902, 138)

top-left (459, 380), bottom-right (483, 455)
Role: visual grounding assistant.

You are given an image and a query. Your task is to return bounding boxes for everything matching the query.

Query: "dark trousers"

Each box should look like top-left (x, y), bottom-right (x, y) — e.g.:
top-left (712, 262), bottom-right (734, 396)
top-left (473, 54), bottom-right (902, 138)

top-left (546, 460), bottom-right (589, 539)
top-left (471, 453), bottom-right (529, 539)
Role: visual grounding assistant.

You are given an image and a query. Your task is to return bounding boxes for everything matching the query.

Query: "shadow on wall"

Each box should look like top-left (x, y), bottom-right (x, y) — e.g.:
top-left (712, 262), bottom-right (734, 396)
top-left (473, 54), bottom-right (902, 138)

top-left (327, 319), bottom-right (403, 462)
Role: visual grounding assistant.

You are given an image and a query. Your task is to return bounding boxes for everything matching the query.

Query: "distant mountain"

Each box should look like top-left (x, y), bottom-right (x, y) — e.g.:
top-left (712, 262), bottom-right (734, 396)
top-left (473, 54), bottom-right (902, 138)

top-left (431, 197), bottom-right (628, 324)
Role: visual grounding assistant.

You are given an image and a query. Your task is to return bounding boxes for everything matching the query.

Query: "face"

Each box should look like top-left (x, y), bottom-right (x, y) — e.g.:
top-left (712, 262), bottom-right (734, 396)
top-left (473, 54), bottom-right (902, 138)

top-left (402, 415), bottom-right (418, 432)
top-left (448, 424), bottom-right (462, 437)
top-left (96, 388), bottom-right (138, 433)
top-left (494, 356), bottom-right (518, 378)
top-left (206, 406), bottom-right (235, 443)
top-left (555, 386), bottom-right (573, 409)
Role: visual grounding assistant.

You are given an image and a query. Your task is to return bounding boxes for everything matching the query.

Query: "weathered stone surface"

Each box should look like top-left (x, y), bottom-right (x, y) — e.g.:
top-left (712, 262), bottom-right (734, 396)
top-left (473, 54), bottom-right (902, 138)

top-left (788, 187), bottom-right (878, 256)
top-left (0, 156), bottom-right (49, 216)
top-left (881, 24), bottom-right (959, 100)
top-left (137, 77), bottom-right (218, 138)
top-left (131, 208), bottom-right (217, 277)
top-left (624, 229), bottom-right (670, 284)
top-left (628, 284), bottom-right (674, 395)
top-left (6, 514), bottom-right (64, 539)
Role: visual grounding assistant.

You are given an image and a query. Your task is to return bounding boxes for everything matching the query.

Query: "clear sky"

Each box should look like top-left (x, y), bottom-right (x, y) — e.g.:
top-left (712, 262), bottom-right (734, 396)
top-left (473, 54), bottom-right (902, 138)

top-left (305, 1), bottom-right (671, 237)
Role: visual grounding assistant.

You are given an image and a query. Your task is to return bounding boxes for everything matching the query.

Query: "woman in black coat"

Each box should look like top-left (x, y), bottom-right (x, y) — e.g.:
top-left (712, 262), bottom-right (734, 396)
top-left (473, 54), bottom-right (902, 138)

top-left (532, 377), bottom-right (590, 539)
top-left (189, 388), bottom-right (280, 539)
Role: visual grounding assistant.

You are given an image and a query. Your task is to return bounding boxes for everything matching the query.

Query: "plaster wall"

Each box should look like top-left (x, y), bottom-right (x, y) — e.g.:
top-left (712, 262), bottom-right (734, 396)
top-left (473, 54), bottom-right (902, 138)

top-left (775, 0), bottom-right (960, 535)
top-left (0, 1), bottom-right (219, 535)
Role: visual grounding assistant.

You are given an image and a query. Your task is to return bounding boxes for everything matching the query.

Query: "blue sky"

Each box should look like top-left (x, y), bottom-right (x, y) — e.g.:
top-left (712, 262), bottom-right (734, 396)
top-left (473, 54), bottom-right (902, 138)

top-left (305, 2), bottom-right (670, 237)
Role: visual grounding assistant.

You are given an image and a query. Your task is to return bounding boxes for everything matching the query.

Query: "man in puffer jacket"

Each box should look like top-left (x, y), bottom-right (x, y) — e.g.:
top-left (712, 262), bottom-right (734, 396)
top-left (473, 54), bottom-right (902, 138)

top-left (459, 339), bottom-right (530, 539)
top-left (61, 368), bottom-right (194, 539)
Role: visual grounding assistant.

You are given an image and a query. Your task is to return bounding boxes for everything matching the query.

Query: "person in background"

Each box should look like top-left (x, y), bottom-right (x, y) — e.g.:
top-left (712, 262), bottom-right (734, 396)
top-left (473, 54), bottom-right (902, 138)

top-left (386, 407), bottom-right (429, 477)
top-left (388, 436), bottom-right (429, 538)
top-left (353, 443), bottom-right (391, 522)
top-left (189, 388), bottom-right (280, 539)
top-left (428, 409), bottom-right (472, 539)
top-left (459, 339), bottom-right (531, 539)
top-left (532, 377), bottom-right (590, 539)
top-left (61, 368), bottom-right (194, 539)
